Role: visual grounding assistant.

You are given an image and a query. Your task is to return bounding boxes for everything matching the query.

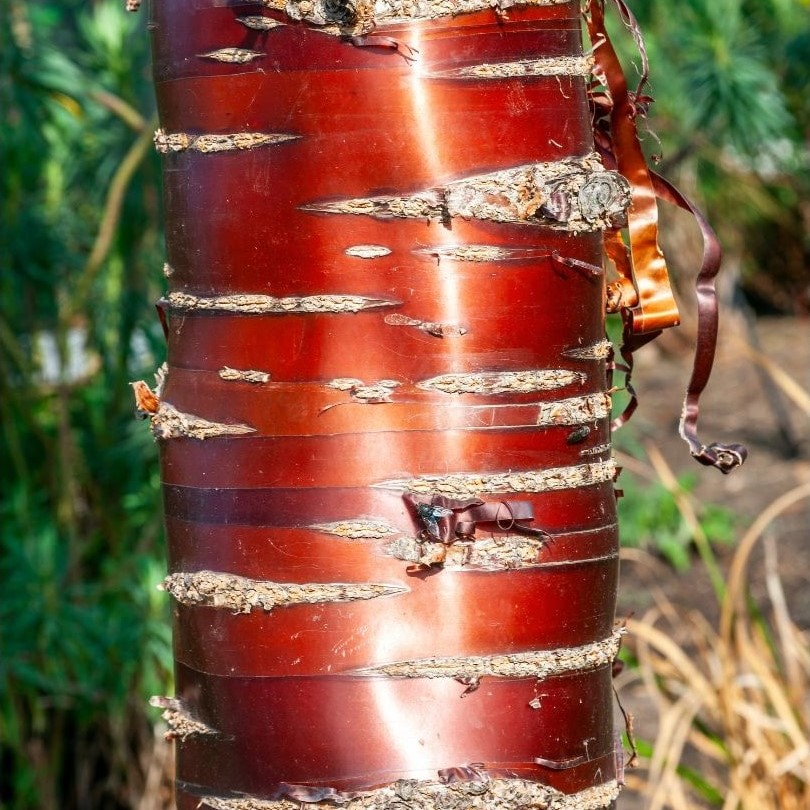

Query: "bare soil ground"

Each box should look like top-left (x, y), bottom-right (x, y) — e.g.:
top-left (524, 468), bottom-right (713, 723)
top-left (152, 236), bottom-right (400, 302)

top-left (612, 315), bottom-right (810, 807)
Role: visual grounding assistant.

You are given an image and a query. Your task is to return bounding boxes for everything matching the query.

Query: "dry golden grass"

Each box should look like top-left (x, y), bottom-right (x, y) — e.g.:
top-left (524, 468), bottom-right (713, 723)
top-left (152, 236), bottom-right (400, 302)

top-left (618, 455), bottom-right (810, 809)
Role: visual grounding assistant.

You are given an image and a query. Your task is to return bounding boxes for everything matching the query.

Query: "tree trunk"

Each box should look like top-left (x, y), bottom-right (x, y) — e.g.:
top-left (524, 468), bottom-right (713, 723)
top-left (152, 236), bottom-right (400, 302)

top-left (145, 0), bottom-right (627, 807)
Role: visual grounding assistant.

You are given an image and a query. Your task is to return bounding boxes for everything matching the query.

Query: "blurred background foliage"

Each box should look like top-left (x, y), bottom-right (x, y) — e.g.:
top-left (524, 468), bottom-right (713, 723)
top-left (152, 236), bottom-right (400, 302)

top-left (0, 0), bottom-right (807, 807)
top-left (1, 1), bottom-right (170, 807)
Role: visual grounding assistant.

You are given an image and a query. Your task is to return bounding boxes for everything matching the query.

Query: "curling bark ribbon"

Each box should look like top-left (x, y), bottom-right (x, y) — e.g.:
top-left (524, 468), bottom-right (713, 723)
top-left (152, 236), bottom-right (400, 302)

top-left (584, 0), bottom-right (747, 473)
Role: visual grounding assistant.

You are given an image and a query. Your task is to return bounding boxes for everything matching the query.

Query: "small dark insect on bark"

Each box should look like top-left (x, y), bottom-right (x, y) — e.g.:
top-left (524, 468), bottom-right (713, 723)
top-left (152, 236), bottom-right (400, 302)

top-left (323, 0), bottom-right (357, 25)
top-left (567, 425), bottom-right (592, 444)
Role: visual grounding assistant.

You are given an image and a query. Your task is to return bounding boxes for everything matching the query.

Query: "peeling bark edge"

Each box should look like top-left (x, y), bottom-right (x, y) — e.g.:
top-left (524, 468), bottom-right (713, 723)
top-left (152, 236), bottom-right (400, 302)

top-left (302, 154), bottom-right (630, 232)
top-left (193, 776), bottom-right (620, 810)
top-left (161, 570), bottom-right (408, 613)
top-left (150, 402), bottom-right (256, 440)
top-left (563, 340), bottom-right (612, 360)
top-left (149, 696), bottom-right (220, 740)
top-left (351, 629), bottom-right (624, 679)
top-left (374, 459), bottom-right (617, 497)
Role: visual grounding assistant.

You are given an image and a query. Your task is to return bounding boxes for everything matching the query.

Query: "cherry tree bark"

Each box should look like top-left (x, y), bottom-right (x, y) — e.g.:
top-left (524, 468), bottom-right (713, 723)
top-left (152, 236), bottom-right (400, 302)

top-left (141, 0), bottom-right (633, 807)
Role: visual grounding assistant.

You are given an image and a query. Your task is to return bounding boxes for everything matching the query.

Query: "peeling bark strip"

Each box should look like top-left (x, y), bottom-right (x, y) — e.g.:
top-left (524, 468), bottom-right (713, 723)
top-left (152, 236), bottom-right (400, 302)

top-left (149, 696), bottom-right (219, 741)
top-left (218, 367), bottom-right (271, 384)
top-left (165, 291), bottom-right (397, 314)
top-left (154, 129), bottom-right (299, 154)
top-left (375, 459), bottom-right (616, 497)
top-left (535, 392), bottom-right (611, 425)
top-left (310, 520), bottom-right (401, 539)
top-left (385, 534), bottom-right (547, 570)
top-left (259, 0), bottom-right (570, 37)
top-left (199, 48), bottom-right (265, 63)
top-left (429, 56), bottom-right (594, 80)
top-left (151, 402), bottom-right (256, 440)
top-left (563, 340), bottom-right (612, 360)
top-left (417, 369), bottom-right (584, 395)
top-left (197, 778), bottom-right (620, 810)
top-left (162, 571), bottom-right (407, 613)
top-left (302, 155), bottom-right (630, 232)
top-left (353, 630), bottom-right (623, 679)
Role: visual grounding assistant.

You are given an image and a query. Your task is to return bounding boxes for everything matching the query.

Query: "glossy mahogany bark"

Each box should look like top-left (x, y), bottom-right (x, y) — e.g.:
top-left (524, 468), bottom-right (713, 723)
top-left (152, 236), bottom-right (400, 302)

top-left (147, 1), bottom-right (623, 808)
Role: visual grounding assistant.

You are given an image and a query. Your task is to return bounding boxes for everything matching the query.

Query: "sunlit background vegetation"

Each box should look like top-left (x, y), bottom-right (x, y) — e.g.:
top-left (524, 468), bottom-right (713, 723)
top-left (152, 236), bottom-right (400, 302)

top-left (1, 0), bottom-right (807, 807)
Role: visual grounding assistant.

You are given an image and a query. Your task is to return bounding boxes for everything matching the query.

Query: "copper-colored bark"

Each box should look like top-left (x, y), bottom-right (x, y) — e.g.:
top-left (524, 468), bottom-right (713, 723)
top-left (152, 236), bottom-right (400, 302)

top-left (147, 1), bottom-right (622, 807)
